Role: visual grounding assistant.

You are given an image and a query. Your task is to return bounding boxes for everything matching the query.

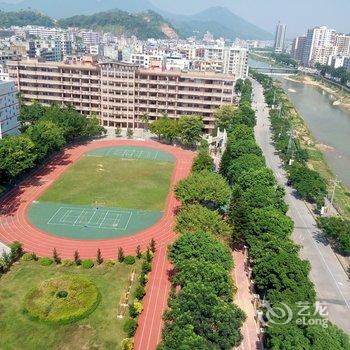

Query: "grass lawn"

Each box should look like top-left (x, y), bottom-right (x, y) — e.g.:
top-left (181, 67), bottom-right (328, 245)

top-left (0, 260), bottom-right (141, 350)
top-left (39, 155), bottom-right (174, 211)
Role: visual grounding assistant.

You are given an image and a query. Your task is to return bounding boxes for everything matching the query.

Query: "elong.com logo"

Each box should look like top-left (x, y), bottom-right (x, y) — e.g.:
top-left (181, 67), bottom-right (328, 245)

top-left (258, 300), bottom-right (329, 328)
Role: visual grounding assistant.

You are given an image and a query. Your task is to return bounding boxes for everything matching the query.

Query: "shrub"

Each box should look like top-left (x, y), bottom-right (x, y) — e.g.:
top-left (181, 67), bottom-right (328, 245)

top-left (21, 252), bottom-right (35, 261)
top-left (124, 256), bottom-right (136, 265)
top-left (139, 273), bottom-right (148, 286)
top-left (61, 259), bottom-right (74, 267)
top-left (82, 259), bottom-right (94, 269)
top-left (141, 261), bottom-right (152, 274)
top-left (123, 318), bottom-right (138, 337)
top-left (121, 338), bottom-right (133, 350)
top-left (129, 300), bottom-right (143, 318)
top-left (134, 285), bottom-right (146, 300)
top-left (10, 241), bottom-right (23, 261)
top-left (23, 276), bottom-right (100, 324)
top-left (39, 257), bottom-right (53, 266)
top-left (104, 260), bottom-right (116, 268)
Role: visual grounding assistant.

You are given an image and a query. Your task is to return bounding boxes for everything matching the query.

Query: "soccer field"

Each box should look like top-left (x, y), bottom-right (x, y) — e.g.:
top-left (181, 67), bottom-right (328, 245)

top-left (39, 151), bottom-right (174, 211)
top-left (29, 146), bottom-right (175, 239)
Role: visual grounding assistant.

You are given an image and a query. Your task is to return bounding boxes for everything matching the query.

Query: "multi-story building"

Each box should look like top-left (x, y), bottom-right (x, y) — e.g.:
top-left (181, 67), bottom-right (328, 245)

top-left (274, 22), bottom-right (287, 53)
top-left (0, 81), bottom-right (20, 138)
top-left (291, 35), bottom-right (306, 62)
top-left (301, 26), bottom-right (336, 66)
top-left (81, 31), bottom-right (100, 46)
top-left (0, 65), bottom-right (9, 81)
top-left (8, 57), bottom-right (237, 133)
top-left (343, 57), bottom-right (350, 71)
top-left (223, 47), bottom-right (248, 78)
top-left (335, 34), bottom-right (350, 56)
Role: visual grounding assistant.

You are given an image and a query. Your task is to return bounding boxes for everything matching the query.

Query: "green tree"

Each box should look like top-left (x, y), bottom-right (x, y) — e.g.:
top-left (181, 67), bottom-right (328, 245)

top-left (26, 119), bottom-right (65, 160)
top-left (234, 79), bottom-right (244, 94)
top-left (288, 162), bottom-right (326, 206)
top-left (224, 154), bottom-right (265, 184)
top-left (214, 105), bottom-right (236, 131)
top-left (19, 100), bottom-right (46, 127)
top-left (173, 259), bottom-right (234, 300)
top-left (175, 170), bottom-right (231, 209)
top-left (168, 231), bottom-right (233, 271)
top-left (163, 282), bottom-right (245, 349)
top-left (253, 252), bottom-right (316, 304)
top-left (191, 149), bottom-right (214, 172)
top-left (0, 134), bottom-right (37, 180)
top-left (246, 207), bottom-right (294, 239)
top-left (177, 115), bottom-right (203, 147)
top-left (175, 204), bottom-right (232, 237)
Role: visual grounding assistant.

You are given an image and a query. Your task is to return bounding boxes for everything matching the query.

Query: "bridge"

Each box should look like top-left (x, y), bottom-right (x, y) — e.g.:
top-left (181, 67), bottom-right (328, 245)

top-left (249, 66), bottom-right (298, 76)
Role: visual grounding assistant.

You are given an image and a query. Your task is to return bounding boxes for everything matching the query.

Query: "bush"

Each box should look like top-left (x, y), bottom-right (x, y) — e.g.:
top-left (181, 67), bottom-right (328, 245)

top-left (23, 276), bottom-right (100, 324)
top-left (10, 241), bottom-right (23, 261)
top-left (104, 260), bottom-right (116, 268)
top-left (129, 301), bottom-right (143, 318)
top-left (61, 259), bottom-right (74, 267)
top-left (141, 261), bottom-right (152, 274)
top-left (123, 318), bottom-right (138, 337)
top-left (134, 285), bottom-right (145, 300)
top-left (39, 257), bottom-right (53, 266)
top-left (121, 338), bottom-right (133, 350)
top-left (82, 259), bottom-right (94, 269)
top-left (21, 252), bottom-right (35, 261)
top-left (124, 256), bottom-right (135, 265)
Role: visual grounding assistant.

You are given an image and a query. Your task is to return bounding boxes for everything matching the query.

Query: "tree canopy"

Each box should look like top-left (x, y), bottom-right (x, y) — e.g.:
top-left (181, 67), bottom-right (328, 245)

top-left (175, 170), bottom-right (231, 209)
top-left (175, 204), bottom-right (232, 237)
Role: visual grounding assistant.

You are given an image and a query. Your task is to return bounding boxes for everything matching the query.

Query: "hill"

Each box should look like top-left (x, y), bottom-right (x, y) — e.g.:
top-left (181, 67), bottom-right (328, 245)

top-left (59, 10), bottom-right (177, 40)
top-left (0, 9), bottom-right (54, 27)
top-left (0, 0), bottom-right (156, 18)
top-left (162, 6), bottom-right (273, 40)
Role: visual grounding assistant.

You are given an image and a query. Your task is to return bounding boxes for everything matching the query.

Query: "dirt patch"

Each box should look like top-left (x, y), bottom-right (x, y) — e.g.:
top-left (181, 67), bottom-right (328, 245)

top-left (55, 325), bottom-right (97, 350)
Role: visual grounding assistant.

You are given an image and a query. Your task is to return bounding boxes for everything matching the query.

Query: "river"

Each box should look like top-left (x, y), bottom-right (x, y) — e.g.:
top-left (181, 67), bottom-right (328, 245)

top-left (249, 57), bottom-right (350, 189)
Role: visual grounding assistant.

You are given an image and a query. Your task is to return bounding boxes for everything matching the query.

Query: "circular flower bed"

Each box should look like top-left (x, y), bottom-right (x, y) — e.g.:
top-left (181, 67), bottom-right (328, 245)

top-left (23, 276), bottom-right (100, 324)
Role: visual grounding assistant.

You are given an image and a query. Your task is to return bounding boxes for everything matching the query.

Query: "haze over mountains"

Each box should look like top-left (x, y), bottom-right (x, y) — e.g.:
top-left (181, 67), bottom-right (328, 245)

top-left (0, 0), bottom-right (273, 40)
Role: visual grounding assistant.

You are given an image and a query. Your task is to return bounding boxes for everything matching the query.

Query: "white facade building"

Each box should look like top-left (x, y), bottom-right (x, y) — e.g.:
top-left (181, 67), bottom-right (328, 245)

top-left (223, 47), bottom-right (249, 79)
top-left (0, 81), bottom-right (20, 138)
top-left (0, 64), bottom-right (9, 81)
top-left (302, 26), bottom-right (336, 66)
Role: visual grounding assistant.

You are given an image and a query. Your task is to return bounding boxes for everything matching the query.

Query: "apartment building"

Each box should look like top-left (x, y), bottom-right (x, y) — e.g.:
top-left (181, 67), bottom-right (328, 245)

top-left (0, 81), bottom-right (20, 138)
top-left (274, 22), bottom-right (287, 53)
top-left (8, 57), bottom-right (237, 132)
top-left (301, 26), bottom-right (337, 66)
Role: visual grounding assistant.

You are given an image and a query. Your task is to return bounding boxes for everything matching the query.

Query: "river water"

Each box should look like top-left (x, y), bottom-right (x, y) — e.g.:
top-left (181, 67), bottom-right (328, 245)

top-left (249, 57), bottom-right (350, 189)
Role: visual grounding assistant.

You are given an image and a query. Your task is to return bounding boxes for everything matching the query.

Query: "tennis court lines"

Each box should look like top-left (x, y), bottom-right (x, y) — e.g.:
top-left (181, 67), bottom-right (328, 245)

top-left (89, 148), bottom-right (160, 161)
top-left (47, 207), bottom-right (133, 231)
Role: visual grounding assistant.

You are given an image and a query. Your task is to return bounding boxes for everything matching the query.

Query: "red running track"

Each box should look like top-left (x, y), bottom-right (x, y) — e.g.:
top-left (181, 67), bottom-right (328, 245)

top-left (0, 139), bottom-right (194, 350)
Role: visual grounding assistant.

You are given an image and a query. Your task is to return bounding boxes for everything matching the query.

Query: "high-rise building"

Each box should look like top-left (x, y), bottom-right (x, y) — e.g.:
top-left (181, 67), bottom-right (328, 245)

top-left (274, 21), bottom-right (287, 53)
top-left (301, 26), bottom-right (336, 66)
top-left (0, 81), bottom-right (20, 139)
top-left (291, 36), bottom-right (306, 62)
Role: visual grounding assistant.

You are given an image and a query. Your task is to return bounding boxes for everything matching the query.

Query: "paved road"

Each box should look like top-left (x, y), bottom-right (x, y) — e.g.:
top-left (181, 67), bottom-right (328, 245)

top-left (251, 78), bottom-right (350, 334)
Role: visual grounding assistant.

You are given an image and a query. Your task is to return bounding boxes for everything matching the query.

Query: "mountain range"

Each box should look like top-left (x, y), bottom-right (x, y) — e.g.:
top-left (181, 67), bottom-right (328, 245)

top-left (0, 0), bottom-right (273, 40)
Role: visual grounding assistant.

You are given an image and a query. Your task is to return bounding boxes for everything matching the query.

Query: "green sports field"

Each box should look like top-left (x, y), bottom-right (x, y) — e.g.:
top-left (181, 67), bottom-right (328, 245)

top-left (28, 146), bottom-right (175, 239)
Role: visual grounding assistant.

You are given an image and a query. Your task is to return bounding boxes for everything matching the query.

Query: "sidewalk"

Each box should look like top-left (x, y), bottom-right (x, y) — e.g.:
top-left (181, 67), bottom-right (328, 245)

top-left (232, 247), bottom-right (261, 350)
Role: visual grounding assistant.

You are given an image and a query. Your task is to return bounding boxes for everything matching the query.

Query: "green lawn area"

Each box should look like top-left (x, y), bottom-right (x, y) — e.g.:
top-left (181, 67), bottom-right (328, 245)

top-left (0, 260), bottom-right (141, 349)
top-left (39, 155), bottom-right (174, 211)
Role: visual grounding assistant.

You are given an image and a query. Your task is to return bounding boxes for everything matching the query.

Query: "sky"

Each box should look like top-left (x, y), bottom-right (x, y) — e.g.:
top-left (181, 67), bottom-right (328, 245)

top-left (150, 0), bottom-right (350, 38)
